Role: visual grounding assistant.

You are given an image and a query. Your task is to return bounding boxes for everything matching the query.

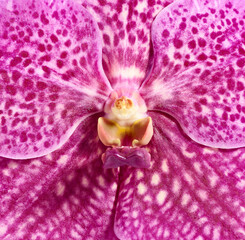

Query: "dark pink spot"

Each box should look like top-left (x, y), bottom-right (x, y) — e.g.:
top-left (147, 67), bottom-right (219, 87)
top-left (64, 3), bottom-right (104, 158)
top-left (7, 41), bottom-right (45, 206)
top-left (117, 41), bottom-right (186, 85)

top-left (61, 110), bottom-right (67, 119)
top-left (103, 34), bottom-right (110, 45)
top-left (10, 34), bottom-right (18, 41)
top-left (194, 102), bottom-right (202, 112)
top-left (40, 14), bottom-right (49, 25)
top-left (2, 126), bottom-right (8, 134)
top-left (32, 12), bottom-right (39, 19)
top-left (60, 51), bottom-right (68, 58)
top-left (36, 133), bottom-right (42, 140)
top-left (19, 51), bottom-right (29, 58)
top-left (162, 29), bottom-right (170, 38)
top-left (62, 29), bottom-right (68, 37)
top-left (41, 66), bottom-right (50, 75)
top-left (12, 118), bottom-right (20, 127)
top-left (188, 40), bottom-right (196, 49)
top-left (23, 59), bottom-right (32, 67)
top-left (237, 58), bottom-right (245, 68)
top-left (50, 34), bottom-right (58, 43)
top-left (230, 114), bottom-right (235, 122)
top-left (23, 78), bottom-right (33, 89)
top-left (6, 85), bottom-right (17, 95)
top-left (38, 29), bottom-right (44, 37)
top-left (191, 16), bottom-right (197, 22)
top-left (210, 32), bottom-right (217, 39)
top-left (198, 38), bottom-right (206, 47)
top-left (192, 27), bottom-right (198, 34)
top-left (173, 39), bottom-right (183, 49)
top-left (81, 43), bottom-right (88, 51)
top-left (197, 53), bottom-right (207, 61)
top-left (28, 117), bottom-right (36, 127)
top-left (48, 102), bottom-right (56, 110)
top-left (65, 40), bottom-right (71, 47)
top-left (12, 70), bottom-right (21, 82)
top-left (193, 86), bottom-right (207, 95)
top-left (179, 22), bottom-right (186, 30)
top-left (239, 47), bottom-right (245, 56)
top-left (47, 44), bottom-right (52, 51)
top-left (79, 57), bottom-right (86, 66)
top-left (20, 131), bottom-right (28, 142)
top-left (1, 117), bottom-right (6, 125)
top-left (38, 44), bottom-right (46, 52)
top-left (56, 60), bottom-right (64, 68)
top-left (222, 112), bottom-right (228, 120)
top-left (72, 14), bottom-right (77, 23)
top-left (49, 94), bottom-right (59, 101)
top-left (73, 46), bottom-right (80, 54)
top-left (25, 92), bottom-right (36, 101)
top-left (162, 55), bottom-right (169, 66)
top-left (219, 49), bottom-right (230, 55)
top-left (48, 116), bottom-right (54, 124)
top-left (114, 35), bottom-right (119, 47)
top-left (10, 57), bottom-right (22, 67)
top-left (44, 141), bottom-right (50, 148)
top-left (128, 34), bottom-right (136, 45)
top-left (237, 81), bottom-right (244, 91)
top-left (36, 81), bottom-right (47, 90)
top-left (200, 98), bottom-right (207, 105)
top-left (227, 79), bottom-right (235, 90)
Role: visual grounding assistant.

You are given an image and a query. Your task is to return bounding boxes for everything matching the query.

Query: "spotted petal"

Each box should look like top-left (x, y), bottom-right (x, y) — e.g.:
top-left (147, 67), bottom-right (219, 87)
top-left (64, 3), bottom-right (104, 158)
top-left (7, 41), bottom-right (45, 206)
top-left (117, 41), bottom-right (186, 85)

top-left (0, 114), bottom-right (119, 239)
top-left (0, 0), bottom-right (111, 159)
top-left (82, 0), bottom-right (174, 88)
top-left (114, 112), bottom-right (245, 240)
top-left (141, 0), bottom-right (245, 148)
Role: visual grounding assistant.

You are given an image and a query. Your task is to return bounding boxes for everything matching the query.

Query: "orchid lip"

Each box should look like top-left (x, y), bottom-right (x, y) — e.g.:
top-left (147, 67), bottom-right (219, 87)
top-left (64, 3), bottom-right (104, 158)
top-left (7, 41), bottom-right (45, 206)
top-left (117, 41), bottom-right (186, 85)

top-left (97, 88), bottom-right (153, 168)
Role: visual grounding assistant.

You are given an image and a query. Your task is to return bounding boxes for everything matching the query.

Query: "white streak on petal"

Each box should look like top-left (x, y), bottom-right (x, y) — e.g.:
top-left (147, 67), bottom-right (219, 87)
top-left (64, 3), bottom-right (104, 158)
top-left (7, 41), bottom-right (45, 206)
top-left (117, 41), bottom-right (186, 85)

top-left (156, 190), bottom-right (167, 205)
top-left (0, 224), bottom-right (7, 236)
top-left (56, 181), bottom-right (65, 196)
top-left (161, 159), bottom-right (169, 173)
top-left (172, 178), bottom-right (181, 194)
top-left (137, 183), bottom-right (147, 195)
top-left (151, 173), bottom-right (160, 186)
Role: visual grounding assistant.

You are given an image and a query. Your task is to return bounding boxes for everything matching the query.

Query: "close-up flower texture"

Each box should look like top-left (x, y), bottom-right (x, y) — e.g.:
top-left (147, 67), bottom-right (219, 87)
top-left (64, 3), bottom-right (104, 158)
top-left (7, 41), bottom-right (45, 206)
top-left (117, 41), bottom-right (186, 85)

top-left (0, 0), bottom-right (245, 239)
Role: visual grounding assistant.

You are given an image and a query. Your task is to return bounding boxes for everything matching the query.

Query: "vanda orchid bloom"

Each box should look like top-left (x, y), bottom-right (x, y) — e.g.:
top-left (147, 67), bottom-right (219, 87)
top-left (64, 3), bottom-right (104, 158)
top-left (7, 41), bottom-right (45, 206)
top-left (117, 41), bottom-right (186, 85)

top-left (0, 0), bottom-right (245, 239)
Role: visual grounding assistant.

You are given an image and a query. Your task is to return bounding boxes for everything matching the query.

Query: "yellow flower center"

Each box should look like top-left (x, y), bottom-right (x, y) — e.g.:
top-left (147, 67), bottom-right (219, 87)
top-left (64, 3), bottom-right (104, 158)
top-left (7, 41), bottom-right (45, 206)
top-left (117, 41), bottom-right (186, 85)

top-left (97, 89), bottom-right (153, 148)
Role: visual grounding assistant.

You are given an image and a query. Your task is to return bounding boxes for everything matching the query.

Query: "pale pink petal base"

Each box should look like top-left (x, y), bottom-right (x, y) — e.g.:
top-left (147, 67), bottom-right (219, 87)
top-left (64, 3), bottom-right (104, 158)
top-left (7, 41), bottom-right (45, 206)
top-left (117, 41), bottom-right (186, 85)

top-left (114, 112), bottom-right (245, 240)
top-left (0, 114), bottom-right (119, 240)
top-left (141, 0), bottom-right (245, 149)
top-left (82, 0), bottom-right (174, 88)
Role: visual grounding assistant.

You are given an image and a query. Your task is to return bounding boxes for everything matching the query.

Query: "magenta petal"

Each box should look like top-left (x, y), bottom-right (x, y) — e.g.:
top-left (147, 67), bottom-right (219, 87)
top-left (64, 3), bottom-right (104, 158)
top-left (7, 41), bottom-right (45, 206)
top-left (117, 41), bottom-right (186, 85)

top-left (141, 0), bottom-right (245, 148)
top-left (0, 0), bottom-right (111, 159)
top-left (114, 112), bottom-right (245, 240)
top-left (0, 114), bottom-right (119, 239)
top-left (83, 0), bottom-right (174, 88)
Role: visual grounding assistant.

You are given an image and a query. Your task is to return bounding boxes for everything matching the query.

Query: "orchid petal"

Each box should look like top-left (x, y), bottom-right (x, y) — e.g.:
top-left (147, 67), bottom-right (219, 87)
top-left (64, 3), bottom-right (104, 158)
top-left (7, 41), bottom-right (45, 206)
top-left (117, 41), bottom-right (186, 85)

top-left (141, 0), bottom-right (245, 148)
top-left (114, 112), bottom-right (245, 240)
top-left (0, 0), bottom-right (111, 159)
top-left (82, 0), bottom-right (174, 88)
top-left (0, 114), bottom-right (119, 239)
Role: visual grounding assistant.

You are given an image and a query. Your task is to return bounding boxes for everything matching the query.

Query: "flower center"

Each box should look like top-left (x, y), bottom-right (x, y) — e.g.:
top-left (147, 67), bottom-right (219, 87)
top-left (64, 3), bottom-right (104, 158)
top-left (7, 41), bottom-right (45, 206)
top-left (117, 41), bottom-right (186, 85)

top-left (97, 88), bottom-right (153, 169)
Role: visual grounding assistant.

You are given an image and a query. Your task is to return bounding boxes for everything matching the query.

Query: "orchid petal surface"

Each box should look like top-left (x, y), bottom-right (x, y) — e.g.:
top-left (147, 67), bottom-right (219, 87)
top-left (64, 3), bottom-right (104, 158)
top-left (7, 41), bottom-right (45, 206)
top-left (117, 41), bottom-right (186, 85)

top-left (114, 112), bottom-right (245, 240)
top-left (0, 0), bottom-right (245, 239)
top-left (82, 0), bottom-right (174, 88)
top-left (0, 0), bottom-right (111, 159)
top-left (141, 0), bottom-right (245, 149)
top-left (0, 114), bottom-right (119, 239)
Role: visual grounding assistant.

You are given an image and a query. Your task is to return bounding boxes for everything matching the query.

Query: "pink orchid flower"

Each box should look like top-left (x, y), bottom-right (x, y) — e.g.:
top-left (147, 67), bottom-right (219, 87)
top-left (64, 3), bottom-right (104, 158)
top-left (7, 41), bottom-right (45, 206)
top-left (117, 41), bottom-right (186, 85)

top-left (0, 0), bottom-right (245, 239)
